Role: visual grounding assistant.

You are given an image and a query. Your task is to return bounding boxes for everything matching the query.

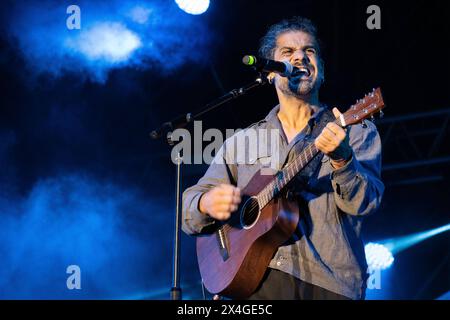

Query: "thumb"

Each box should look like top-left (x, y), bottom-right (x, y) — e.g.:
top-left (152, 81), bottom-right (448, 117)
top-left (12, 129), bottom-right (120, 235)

top-left (332, 107), bottom-right (342, 119)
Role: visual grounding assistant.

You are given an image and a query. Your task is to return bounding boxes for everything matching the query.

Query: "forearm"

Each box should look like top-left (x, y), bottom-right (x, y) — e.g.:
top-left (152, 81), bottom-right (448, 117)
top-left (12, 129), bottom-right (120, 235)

top-left (331, 155), bottom-right (384, 216)
top-left (182, 185), bottom-right (216, 235)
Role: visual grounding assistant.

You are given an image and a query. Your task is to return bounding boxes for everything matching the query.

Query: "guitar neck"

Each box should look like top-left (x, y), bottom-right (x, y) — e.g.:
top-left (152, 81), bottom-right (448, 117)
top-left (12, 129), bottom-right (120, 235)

top-left (254, 87), bottom-right (385, 210)
top-left (256, 137), bottom-right (321, 209)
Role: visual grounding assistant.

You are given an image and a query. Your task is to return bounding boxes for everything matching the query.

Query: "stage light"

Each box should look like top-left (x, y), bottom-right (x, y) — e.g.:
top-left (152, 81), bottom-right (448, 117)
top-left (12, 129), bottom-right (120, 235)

top-left (175, 0), bottom-right (210, 15)
top-left (365, 243), bottom-right (394, 270)
top-left (383, 223), bottom-right (450, 254)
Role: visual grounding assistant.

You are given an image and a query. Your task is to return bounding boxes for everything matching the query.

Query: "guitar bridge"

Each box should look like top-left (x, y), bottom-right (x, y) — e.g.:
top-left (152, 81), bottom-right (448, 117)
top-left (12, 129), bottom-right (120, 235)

top-left (216, 226), bottom-right (230, 261)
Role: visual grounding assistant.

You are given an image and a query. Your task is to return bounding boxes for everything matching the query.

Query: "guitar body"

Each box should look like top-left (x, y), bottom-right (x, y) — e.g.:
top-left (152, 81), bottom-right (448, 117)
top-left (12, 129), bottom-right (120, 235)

top-left (196, 169), bottom-right (299, 299)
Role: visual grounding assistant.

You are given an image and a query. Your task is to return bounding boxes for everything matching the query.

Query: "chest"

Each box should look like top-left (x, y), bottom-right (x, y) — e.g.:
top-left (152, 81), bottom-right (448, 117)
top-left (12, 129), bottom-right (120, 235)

top-left (281, 122), bottom-right (308, 144)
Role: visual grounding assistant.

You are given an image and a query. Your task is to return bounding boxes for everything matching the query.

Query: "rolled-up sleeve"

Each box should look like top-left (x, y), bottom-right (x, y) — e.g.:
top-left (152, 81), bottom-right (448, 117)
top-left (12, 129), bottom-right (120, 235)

top-left (182, 143), bottom-right (238, 235)
top-left (331, 121), bottom-right (384, 216)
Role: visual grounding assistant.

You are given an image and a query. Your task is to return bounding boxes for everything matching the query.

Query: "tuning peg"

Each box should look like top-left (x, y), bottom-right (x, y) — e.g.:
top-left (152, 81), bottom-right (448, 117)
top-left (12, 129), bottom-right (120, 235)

top-left (361, 120), bottom-right (368, 128)
top-left (370, 115), bottom-right (375, 122)
top-left (379, 110), bottom-right (384, 118)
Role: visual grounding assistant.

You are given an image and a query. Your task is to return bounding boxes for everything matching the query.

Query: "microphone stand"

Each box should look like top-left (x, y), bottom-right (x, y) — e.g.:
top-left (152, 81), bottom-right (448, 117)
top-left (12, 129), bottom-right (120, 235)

top-left (150, 74), bottom-right (267, 300)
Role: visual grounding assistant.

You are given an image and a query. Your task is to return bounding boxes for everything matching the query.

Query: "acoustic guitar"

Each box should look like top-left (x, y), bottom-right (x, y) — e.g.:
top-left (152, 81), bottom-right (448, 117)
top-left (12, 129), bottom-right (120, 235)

top-left (196, 88), bottom-right (385, 299)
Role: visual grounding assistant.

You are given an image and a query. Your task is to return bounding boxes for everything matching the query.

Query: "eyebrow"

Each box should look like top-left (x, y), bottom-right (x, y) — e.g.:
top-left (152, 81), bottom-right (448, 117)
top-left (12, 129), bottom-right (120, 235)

top-left (277, 44), bottom-right (317, 51)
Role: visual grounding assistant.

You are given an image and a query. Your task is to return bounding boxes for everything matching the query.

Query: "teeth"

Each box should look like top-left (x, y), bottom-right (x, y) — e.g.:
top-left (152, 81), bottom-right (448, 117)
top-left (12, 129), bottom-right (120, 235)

top-left (297, 67), bottom-right (310, 76)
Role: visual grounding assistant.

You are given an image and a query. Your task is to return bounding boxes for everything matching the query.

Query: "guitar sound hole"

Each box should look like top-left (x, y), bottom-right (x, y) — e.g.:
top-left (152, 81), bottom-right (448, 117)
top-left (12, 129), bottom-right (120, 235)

top-left (240, 197), bottom-right (260, 229)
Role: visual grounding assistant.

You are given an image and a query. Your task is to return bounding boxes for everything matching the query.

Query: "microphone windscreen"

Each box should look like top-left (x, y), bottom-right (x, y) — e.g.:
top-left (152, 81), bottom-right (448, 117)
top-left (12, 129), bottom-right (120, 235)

top-left (242, 55), bottom-right (257, 66)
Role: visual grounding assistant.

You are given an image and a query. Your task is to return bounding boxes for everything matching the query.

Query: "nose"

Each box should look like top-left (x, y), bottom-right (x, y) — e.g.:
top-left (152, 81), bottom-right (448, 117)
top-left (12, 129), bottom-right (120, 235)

top-left (291, 49), bottom-right (308, 65)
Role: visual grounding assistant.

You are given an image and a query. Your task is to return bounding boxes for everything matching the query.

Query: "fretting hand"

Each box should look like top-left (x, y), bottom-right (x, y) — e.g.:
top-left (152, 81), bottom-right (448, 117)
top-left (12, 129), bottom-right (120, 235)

top-left (315, 107), bottom-right (352, 169)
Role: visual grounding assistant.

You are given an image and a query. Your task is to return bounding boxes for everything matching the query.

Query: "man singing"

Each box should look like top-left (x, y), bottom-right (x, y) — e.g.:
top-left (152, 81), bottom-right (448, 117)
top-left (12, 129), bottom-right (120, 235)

top-left (182, 17), bottom-right (384, 300)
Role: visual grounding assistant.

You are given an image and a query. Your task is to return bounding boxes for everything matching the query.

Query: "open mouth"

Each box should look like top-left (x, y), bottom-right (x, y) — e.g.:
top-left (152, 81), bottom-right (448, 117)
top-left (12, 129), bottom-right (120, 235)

top-left (292, 65), bottom-right (312, 78)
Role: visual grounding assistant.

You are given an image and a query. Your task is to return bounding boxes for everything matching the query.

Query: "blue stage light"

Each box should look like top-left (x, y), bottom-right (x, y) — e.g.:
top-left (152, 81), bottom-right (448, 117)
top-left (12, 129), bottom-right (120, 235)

top-left (129, 6), bottom-right (153, 24)
top-left (6, 1), bottom-right (212, 82)
top-left (66, 22), bottom-right (142, 63)
top-left (175, 0), bottom-right (210, 15)
top-left (365, 242), bottom-right (395, 270)
top-left (383, 223), bottom-right (450, 254)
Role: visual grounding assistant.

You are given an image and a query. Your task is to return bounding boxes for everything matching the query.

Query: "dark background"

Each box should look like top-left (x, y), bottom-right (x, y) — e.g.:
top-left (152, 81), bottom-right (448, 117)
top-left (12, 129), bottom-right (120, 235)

top-left (0, 0), bottom-right (448, 299)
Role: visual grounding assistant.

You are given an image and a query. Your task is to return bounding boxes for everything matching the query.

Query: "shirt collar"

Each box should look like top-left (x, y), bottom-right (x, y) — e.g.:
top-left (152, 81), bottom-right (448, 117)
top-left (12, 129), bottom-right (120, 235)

top-left (263, 103), bottom-right (328, 130)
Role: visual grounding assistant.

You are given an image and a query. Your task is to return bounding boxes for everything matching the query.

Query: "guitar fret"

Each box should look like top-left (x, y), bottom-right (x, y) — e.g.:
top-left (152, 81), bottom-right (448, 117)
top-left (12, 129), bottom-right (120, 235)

top-left (284, 167), bottom-right (290, 183)
top-left (258, 140), bottom-right (324, 208)
top-left (267, 184), bottom-right (273, 199)
top-left (277, 170), bottom-right (286, 191)
top-left (261, 191), bottom-right (266, 207)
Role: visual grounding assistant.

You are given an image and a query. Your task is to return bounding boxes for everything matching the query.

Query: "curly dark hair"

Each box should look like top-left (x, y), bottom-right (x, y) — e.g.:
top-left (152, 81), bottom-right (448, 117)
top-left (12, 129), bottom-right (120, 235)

top-left (258, 16), bottom-right (322, 60)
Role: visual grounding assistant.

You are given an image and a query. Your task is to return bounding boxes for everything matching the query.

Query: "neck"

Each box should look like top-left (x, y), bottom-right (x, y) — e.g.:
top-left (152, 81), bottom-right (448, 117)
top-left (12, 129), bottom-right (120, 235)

top-left (277, 92), bottom-right (319, 128)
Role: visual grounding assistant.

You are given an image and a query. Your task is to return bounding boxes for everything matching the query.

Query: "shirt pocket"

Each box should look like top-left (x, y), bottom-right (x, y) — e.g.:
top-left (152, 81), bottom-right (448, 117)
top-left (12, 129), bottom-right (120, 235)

top-left (237, 151), bottom-right (273, 188)
top-left (321, 154), bottom-right (330, 164)
top-left (248, 152), bottom-right (273, 166)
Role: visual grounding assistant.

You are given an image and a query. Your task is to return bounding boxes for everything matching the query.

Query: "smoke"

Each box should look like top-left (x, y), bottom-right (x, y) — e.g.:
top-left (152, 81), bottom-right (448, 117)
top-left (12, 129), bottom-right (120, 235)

top-left (0, 173), bottom-right (172, 299)
top-left (3, 0), bottom-right (213, 82)
top-left (66, 22), bottom-right (142, 63)
top-left (0, 0), bottom-right (208, 299)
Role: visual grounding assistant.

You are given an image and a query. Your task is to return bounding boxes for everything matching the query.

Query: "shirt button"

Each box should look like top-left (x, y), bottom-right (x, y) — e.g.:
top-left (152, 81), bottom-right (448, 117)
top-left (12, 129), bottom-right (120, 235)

top-left (276, 261), bottom-right (282, 266)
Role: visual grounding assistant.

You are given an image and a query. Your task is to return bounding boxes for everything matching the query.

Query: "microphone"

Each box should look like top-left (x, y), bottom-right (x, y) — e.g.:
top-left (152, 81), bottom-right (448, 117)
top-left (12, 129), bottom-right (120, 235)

top-left (242, 55), bottom-right (298, 77)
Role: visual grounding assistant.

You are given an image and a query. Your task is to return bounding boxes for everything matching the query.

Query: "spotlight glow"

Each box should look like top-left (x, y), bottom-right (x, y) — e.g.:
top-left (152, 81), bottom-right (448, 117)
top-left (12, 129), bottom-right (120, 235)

top-left (67, 22), bottom-right (142, 63)
top-left (175, 0), bottom-right (210, 15)
top-left (7, 1), bottom-right (212, 82)
top-left (383, 223), bottom-right (450, 254)
top-left (129, 6), bottom-right (152, 24)
top-left (365, 243), bottom-right (394, 270)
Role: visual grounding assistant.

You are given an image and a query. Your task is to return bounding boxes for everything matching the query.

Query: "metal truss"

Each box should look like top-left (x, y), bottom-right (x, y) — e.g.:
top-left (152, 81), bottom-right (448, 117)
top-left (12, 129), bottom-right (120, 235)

top-left (376, 109), bottom-right (450, 186)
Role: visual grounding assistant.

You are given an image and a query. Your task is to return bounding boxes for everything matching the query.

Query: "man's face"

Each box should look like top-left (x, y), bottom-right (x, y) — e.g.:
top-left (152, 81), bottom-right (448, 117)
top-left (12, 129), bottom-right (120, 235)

top-left (272, 30), bottom-right (324, 98)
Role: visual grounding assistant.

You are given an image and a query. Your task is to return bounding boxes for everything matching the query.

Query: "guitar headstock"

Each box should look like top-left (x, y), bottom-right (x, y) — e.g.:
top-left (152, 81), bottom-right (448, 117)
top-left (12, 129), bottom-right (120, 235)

top-left (339, 88), bottom-right (385, 127)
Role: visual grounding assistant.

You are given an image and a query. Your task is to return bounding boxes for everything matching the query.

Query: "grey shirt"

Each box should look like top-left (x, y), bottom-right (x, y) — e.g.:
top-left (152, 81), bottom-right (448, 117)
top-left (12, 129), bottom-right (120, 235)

top-left (182, 104), bottom-right (384, 300)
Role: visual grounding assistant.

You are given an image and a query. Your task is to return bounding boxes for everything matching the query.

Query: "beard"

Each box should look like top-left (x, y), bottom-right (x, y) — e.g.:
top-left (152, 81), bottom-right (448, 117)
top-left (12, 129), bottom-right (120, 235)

top-left (276, 67), bottom-right (324, 99)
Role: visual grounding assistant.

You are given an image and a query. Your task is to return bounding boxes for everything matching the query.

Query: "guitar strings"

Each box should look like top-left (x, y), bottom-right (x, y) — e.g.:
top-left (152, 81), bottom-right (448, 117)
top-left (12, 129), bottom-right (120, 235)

top-left (216, 98), bottom-right (377, 232)
top-left (220, 143), bottom-right (319, 233)
top-left (220, 107), bottom-right (371, 231)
